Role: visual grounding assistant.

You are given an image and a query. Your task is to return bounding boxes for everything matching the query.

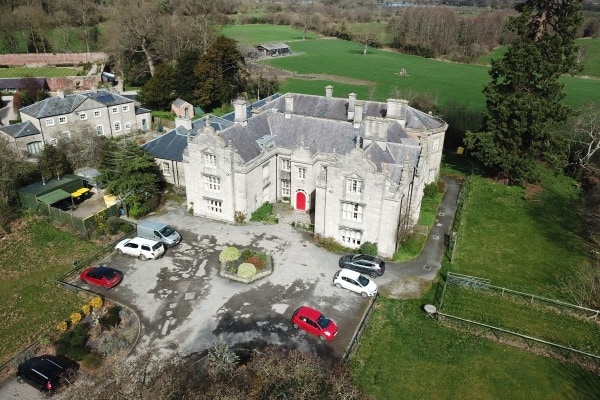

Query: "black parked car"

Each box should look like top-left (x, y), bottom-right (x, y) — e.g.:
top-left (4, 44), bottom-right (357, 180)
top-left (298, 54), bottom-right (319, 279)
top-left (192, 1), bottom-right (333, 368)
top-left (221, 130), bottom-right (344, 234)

top-left (17, 355), bottom-right (78, 394)
top-left (338, 254), bottom-right (385, 277)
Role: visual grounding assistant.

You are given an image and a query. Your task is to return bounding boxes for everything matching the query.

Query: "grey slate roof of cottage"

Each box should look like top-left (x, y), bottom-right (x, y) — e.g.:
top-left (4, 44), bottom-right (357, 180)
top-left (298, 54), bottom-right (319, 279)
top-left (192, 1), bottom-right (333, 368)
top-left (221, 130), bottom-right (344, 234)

top-left (172, 98), bottom-right (190, 108)
top-left (0, 77), bottom-right (47, 91)
top-left (0, 120), bottom-right (40, 138)
top-left (142, 126), bottom-right (197, 162)
top-left (19, 90), bottom-right (133, 118)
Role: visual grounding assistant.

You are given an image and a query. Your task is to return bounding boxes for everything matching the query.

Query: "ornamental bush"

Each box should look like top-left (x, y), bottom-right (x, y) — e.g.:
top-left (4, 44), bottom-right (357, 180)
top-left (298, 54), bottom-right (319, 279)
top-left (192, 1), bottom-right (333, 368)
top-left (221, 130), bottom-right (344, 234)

top-left (81, 304), bottom-right (92, 316)
top-left (70, 312), bottom-right (83, 325)
top-left (237, 263), bottom-right (256, 279)
top-left (56, 320), bottom-right (69, 333)
top-left (359, 242), bottom-right (378, 256)
top-left (90, 296), bottom-right (103, 309)
top-left (219, 246), bottom-right (241, 263)
top-left (99, 305), bottom-right (122, 331)
top-left (246, 255), bottom-right (265, 270)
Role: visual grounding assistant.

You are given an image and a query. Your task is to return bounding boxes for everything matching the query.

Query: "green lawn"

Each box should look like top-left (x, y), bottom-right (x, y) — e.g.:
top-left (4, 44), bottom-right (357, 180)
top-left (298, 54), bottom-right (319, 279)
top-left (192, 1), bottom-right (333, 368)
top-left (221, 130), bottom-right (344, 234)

top-left (267, 38), bottom-right (600, 114)
top-left (0, 66), bottom-right (81, 78)
top-left (0, 217), bottom-right (102, 366)
top-left (350, 164), bottom-right (600, 400)
top-left (221, 24), bottom-right (319, 46)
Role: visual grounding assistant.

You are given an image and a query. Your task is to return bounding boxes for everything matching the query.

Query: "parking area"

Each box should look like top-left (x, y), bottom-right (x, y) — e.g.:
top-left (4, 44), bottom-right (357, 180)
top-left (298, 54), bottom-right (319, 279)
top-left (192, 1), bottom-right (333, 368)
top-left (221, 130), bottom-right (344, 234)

top-left (73, 204), bottom-right (396, 362)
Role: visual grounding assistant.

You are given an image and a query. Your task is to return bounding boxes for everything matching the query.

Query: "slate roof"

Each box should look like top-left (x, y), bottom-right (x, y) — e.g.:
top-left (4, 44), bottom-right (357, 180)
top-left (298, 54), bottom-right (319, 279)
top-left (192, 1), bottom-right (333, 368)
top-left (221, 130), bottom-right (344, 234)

top-left (19, 90), bottom-right (133, 119)
top-left (172, 98), bottom-right (190, 108)
top-left (0, 120), bottom-right (40, 138)
top-left (0, 77), bottom-right (47, 91)
top-left (142, 126), bottom-right (196, 162)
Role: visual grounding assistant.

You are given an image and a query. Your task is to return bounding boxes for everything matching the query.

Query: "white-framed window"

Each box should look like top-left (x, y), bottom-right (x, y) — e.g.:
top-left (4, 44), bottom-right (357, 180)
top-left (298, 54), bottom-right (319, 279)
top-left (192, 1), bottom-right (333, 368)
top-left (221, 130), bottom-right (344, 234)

top-left (111, 106), bottom-right (119, 114)
top-left (94, 110), bottom-right (101, 118)
top-left (125, 122), bottom-right (132, 132)
top-left (342, 202), bottom-right (363, 222)
top-left (79, 112), bottom-right (87, 121)
top-left (59, 131), bottom-right (70, 141)
top-left (205, 153), bottom-right (217, 167)
top-left (58, 116), bottom-right (67, 124)
top-left (298, 167), bottom-right (306, 180)
top-left (96, 125), bottom-right (104, 136)
top-left (282, 159), bottom-right (291, 171)
top-left (114, 121), bottom-right (121, 132)
top-left (206, 198), bottom-right (222, 213)
top-left (432, 138), bottom-right (440, 152)
top-left (27, 141), bottom-right (43, 155)
top-left (281, 179), bottom-right (291, 196)
top-left (346, 178), bottom-right (362, 194)
top-left (340, 228), bottom-right (362, 246)
top-left (205, 175), bottom-right (221, 192)
top-left (122, 105), bottom-right (130, 112)
top-left (45, 118), bottom-right (54, 127)
top-left (162, 162), bottom-right (171, 177)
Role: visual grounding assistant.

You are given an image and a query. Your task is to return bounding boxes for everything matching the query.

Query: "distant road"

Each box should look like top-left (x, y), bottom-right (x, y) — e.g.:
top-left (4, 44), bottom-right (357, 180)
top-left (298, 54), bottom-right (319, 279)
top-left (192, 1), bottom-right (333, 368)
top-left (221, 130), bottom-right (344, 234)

top-left (0, 53), bottom-right (107, 67)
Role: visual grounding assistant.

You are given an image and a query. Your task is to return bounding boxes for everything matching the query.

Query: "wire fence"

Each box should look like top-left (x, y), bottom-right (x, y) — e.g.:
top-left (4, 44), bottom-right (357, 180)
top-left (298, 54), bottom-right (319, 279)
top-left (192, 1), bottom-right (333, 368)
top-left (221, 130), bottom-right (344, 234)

top-left (445, 174), bottom-right (471, 262)
top-left (436, 272), bottom-right (600, 367)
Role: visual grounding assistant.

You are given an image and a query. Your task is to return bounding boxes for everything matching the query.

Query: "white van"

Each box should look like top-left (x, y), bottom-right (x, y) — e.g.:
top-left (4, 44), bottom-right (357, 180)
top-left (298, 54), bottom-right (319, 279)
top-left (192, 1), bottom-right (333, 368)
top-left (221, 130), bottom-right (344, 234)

top-left (136, 220), bottom-right (181, 247)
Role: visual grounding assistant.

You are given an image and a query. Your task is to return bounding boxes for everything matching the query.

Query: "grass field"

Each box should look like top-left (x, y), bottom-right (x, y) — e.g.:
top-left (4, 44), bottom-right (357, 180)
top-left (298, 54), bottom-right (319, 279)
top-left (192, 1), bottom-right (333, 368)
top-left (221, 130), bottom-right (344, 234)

top-left (0, 66), bottom-right (81, 78)
top-left (221, 24), bottom-right (319, 46)
top-left (0, 217), bottom-right (103, 367)
top-left (265, 38), bottom-right (600, 114)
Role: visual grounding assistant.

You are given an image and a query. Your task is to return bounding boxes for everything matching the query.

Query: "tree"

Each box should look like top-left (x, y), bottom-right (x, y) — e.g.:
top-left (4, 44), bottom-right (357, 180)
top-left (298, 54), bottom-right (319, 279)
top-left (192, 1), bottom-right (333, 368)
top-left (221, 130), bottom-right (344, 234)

top-left (569, 101), bottom-right (600, 170)
top-left (56, 344), bottom-right (364, 399)
top-left (174, 49), bottom-right (201, 102)
top-left (469, 0), bottom-right (583, 183)
top-left (59, 125), bottom-right (108, 170)
top-left (194, 36), bottom-right (247, 110)
top-left (0, 137), bottom-right (39, 234)
top-left (136, 63), bottom-right (177, 111)
top-left (98, 140), bottom-right (162, 219)
top-left (39, 145), bottom-right (71, 182)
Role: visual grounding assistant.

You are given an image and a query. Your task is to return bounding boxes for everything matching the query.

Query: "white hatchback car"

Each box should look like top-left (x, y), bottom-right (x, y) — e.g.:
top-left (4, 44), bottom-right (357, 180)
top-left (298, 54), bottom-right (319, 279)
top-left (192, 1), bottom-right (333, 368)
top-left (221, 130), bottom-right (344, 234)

top-left (115, 237), bottom-right (165, 260)
top-left (332, 268), bottom-right (378, 297)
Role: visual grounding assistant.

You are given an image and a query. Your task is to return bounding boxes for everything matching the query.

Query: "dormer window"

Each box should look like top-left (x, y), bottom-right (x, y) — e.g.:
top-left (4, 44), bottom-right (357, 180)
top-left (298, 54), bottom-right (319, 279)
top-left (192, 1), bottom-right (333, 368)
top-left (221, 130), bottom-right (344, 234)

top-left (346, 178), bottom-right (362, 194)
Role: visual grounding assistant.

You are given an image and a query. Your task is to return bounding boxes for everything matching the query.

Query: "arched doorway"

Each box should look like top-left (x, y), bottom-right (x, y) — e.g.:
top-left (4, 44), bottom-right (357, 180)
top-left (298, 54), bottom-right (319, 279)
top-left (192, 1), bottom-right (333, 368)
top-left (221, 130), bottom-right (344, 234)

top-left (295, 190), bottom-right (307, 211)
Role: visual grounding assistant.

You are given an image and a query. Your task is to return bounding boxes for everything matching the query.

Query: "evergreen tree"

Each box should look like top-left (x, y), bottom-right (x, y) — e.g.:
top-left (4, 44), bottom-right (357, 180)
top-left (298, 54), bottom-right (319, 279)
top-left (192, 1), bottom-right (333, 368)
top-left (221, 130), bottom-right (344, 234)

top-left (467, 0), bottom-right (583, 184)
top-left (175, 49), bottom-right (201, 102)
top-left (98, 141), bottom-right (162, 218)
top-left (136, 63), bottom-right (177, 111)
top-left (194, 36), bottom-right (247, 110)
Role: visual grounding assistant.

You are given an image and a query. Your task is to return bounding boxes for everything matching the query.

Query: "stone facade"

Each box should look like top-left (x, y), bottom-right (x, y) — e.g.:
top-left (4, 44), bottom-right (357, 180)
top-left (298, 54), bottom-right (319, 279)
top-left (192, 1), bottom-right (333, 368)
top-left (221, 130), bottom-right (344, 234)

top-left (182, 89), bottom-right (447, 257)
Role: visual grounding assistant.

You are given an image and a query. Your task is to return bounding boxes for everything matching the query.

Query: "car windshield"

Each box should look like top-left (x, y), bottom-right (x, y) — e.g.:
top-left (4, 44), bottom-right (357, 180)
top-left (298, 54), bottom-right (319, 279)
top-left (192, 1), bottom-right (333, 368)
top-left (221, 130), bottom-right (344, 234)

top-left (98, 267), bottom-right (118, 278)
top-left (316, 314), bottom-right (331, 329)
top-left (357, 275), bottom-right (370, 286)
top-left (160, 226), bottom-right (175, 236)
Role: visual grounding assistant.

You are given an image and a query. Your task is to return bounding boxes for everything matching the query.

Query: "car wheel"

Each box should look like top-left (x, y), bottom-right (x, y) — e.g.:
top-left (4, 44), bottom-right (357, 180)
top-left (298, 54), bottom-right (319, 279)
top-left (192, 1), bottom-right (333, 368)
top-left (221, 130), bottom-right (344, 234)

top-left (335, 283), bottom-right (342, 289)
top-left (319, 335), bottom-right (326, 342)
top-left (16, 377), bottom-right (24, 384)
top-left (361, 292), bottom-right (368, 297)
top-left (117, 249), bottom-right (123, 255)
top-left (139, 254), bottom-right (147, 261)
top-left (293, 323), bottom-right (299, 329)
top-left (370, 272), bottom-right (378, 278)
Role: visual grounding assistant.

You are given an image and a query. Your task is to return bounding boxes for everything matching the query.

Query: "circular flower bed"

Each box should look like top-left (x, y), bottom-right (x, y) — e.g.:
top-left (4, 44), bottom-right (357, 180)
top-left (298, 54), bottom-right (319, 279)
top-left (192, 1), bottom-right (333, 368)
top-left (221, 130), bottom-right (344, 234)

top-left (219, 246), bottom-right (273, 283)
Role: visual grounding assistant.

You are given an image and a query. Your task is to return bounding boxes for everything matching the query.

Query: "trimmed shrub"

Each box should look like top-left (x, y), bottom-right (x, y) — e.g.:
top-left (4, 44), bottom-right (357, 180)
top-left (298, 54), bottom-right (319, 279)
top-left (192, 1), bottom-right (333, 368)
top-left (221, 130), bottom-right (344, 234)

top-left (237, 263), bottom-right (257, 279)
top-left (219, 246), bottom-right (241, 263)
top-left (56, 320), bottom-right (69, 333)
top-left (359, 242), bottom-right (378, 256)
top-left (99, 305), bottom-right (122, 331)
top-left (234, 210), bottom-right (247, 224)
top-left (314, 235), bottom-right (349, 253)
top-left (80, 352), bottom-right (103, 369)
top-left (70, 312), bottom-right (83, 325)
top-left (423, 182), bottom-right (439, 198)
top-left (246, 255), bottom-right (265, 270)
top-left (241, 249), bottom-right (255, 260)
top-left (81, 304), bottom-right (92, 316)
top-left (90, 296), bottom-right (104, 309)
top-left (97, 333), bottom-right (130, 356)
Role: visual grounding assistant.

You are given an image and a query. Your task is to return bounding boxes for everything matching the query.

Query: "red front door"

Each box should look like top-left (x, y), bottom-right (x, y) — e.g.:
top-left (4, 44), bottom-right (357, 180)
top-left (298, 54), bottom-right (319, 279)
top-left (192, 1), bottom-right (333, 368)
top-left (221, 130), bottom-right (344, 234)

top-left (296, 191), bottom-right (306, 211)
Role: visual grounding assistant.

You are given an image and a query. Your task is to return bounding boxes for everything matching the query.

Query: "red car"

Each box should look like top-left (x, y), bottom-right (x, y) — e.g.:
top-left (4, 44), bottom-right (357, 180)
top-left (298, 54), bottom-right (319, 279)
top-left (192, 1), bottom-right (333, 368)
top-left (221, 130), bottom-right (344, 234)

top-left (80, 266), bottom-right (123, 289)
top-left (291, 306), bottom-right (338, 342)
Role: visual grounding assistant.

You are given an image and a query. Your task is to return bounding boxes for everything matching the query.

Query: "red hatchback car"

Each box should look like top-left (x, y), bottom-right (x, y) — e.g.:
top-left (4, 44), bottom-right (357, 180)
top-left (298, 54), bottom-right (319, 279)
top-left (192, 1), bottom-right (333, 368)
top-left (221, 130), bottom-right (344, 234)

top-left (80, 266), bottom-right (123, 289)
top-left (291, 306), bottom-right (338, 342)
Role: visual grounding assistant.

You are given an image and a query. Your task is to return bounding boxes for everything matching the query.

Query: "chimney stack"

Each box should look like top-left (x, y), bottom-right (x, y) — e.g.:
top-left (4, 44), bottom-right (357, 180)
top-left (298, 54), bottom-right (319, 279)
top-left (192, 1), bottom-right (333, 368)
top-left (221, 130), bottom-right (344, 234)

top-left (234, 99), bottom-right (248, 125)
top-left (285, 94), bottom-right (294, 119)
top-left (353, 101), bottom-right (364, 127)
top-left (347, 93), bottom-right (356, 120)
top-left (386, 99), bottom-right (408, 127)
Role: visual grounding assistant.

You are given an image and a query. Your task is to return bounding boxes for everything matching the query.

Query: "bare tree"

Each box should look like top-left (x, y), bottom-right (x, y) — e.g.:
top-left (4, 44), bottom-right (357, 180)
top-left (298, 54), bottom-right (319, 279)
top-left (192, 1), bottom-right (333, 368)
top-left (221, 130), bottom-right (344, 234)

top-left (571, 102), bottom-right (600, 170)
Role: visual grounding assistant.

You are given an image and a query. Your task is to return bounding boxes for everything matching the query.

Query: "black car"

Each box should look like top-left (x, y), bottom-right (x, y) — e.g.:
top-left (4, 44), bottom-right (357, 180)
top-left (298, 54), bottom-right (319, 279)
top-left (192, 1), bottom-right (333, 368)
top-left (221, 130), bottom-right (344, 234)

top-left (338, 254), bottom-right (385, 277)
top-left (17, 355), bottom-right (78, 394)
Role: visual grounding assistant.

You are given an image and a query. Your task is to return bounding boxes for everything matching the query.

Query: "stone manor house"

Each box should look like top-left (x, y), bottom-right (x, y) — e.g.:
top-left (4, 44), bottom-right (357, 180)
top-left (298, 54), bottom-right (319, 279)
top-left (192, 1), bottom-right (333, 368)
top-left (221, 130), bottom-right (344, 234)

top-left (145, 86), bottom-right (447, 257)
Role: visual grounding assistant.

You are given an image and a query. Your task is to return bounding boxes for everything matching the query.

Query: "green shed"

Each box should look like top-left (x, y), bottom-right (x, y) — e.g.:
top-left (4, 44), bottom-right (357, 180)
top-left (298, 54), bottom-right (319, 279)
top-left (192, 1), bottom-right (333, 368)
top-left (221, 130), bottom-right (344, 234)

top-left (18, 174), bottom-right (85, 211)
